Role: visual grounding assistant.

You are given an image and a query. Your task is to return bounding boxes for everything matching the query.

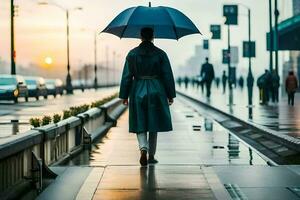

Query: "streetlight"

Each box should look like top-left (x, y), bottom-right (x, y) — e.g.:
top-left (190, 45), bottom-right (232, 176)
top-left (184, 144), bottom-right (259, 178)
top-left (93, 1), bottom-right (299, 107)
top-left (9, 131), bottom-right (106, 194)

top-left (94, 31), bottom-right (98, 89)
top-left (80, 28), bottom-right (100, 90)
top-left (113, 51), bottom-right (116, 85)
top-left (238, 4), bottom-right (255, 106)
top-left (38, 1), bottom-right (83, 94)
top-left (10, 0), bottom-right (17, 75)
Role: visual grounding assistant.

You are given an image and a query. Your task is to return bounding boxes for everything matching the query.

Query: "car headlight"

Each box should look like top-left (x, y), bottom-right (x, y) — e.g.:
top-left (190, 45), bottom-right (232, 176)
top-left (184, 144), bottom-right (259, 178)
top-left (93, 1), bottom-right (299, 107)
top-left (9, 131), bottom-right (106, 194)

top-left (13, 89), bottom-right (19, 97)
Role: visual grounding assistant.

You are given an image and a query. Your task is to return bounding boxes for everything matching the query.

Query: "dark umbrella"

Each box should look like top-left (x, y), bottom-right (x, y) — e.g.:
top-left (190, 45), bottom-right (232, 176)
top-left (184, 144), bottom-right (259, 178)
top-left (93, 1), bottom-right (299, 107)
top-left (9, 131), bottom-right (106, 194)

top-left (101, 3), bottom-right (201, 40)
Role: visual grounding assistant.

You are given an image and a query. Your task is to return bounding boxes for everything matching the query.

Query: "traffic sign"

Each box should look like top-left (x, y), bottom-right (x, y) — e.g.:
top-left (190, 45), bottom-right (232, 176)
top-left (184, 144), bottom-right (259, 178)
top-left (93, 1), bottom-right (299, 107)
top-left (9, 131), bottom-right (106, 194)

top-left (243, 41), bottom-right (256, 57)
top-left (223, 5), bottom-right (238, 25)
top-left (222, 49), bottom-right (229, 64)
top-left (210, 25), bottom-right (221, 39)
top-left (203, 40), bottom-right (209, 49)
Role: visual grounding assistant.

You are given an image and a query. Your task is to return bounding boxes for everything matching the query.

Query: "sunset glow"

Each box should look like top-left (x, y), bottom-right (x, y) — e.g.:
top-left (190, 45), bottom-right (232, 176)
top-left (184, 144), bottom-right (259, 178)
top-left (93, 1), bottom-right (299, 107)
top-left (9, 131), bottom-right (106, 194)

top-left (45, 56), bottom-right (53, 65)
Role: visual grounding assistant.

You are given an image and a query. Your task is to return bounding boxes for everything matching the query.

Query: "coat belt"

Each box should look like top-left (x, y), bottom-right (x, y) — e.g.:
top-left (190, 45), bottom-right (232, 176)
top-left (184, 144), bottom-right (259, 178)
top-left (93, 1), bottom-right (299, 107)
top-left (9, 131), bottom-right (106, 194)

top-left (135, 75), bottom-right (159, 80)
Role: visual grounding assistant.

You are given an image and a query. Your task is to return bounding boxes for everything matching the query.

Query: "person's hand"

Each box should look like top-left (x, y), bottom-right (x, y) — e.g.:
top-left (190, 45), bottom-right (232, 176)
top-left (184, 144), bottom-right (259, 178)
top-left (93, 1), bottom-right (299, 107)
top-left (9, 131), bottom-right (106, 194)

top-left (122, 99), bottom-right (129, 106)
top-left (168, 98), bottom-right (174, 106)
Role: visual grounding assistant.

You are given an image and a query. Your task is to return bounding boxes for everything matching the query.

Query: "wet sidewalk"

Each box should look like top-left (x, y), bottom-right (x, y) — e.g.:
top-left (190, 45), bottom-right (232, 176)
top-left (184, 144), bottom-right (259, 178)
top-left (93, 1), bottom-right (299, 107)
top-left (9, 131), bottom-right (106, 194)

top-left (177, 85), bottom-right (300, 140)
top-left (36, 98), bottom-right (300, 200)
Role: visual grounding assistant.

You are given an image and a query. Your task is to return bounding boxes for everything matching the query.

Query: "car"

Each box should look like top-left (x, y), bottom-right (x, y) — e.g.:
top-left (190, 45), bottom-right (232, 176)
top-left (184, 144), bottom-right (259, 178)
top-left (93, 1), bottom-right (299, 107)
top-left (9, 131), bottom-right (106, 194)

top-left (45, 79), bottom-right (64, 97)
top-left (25, 76), bottom-right (48, 100)
top-left (72, 79), bottom-right (85, 92)
top-left (0, 74), bottom-right (28, 103)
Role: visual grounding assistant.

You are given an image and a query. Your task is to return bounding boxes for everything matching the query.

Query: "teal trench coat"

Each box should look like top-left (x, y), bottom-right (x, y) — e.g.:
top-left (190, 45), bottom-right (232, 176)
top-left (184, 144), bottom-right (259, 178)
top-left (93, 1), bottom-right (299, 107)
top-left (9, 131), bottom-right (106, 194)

top-left (119, 41), bottom-right (176, 133)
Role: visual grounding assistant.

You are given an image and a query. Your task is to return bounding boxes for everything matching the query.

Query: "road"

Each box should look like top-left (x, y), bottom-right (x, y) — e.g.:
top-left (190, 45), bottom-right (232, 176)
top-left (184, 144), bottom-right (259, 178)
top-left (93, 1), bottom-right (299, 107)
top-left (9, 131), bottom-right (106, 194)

top-left (0, 87), bottom-right (118, 138)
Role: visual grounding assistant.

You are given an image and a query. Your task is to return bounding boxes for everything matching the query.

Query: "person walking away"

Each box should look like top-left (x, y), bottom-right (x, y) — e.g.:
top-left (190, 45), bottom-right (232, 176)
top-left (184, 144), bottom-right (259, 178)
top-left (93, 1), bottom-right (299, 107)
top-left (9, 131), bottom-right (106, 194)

top-left (264, 70), bottom-right (272, 103)
top-left (177, 77), bottom-right (182, 88)
top-left (238, 76), bottom-right (244, 89)
top-left (222, 70), bottom-right (227, 94)
top-left (119, 27), bottom-right (176, 166)
top-left (285, 71), bottom-right (298, 106)
top-left (215, 77), bottom-right (220, 89)
top-left (271, 70), bottom-right (280, 103)
top-left (200, 57), bottom-right (215, 98)
top-left (184, 76), bottom-right (189, 89)
top-left (257, 73), bottom-right (266, 104)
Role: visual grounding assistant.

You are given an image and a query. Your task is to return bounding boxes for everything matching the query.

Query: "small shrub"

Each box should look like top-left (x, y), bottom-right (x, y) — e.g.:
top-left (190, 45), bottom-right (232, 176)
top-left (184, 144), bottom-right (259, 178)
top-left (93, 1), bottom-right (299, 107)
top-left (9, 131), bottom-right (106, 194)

top-left (90, 93), bottom-right (119, 108)
top-left (63, 110), bottom-right (71, 119)
top-left (29, 118), bottom-right (41, 128)
top-left (41, 115), bottom-right (52, 126)
top-left (53, 114), bottom-right (61, 123)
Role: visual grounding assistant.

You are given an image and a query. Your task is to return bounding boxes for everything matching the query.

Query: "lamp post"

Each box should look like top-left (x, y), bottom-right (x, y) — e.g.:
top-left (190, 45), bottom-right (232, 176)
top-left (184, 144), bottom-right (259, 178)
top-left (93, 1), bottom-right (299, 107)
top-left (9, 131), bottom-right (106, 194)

top-left (269, 0), bottom-right (274, 72)
top-left (105, 46), bottom-right (109, 86)
top-left (274, 0), bottom-right (279, 74)
top-left (94, 31), bottom-right (98, 89)
top-left (239, 4), bottom-right (254, 106)
top-left (11, 0), bottom-right (16, 75)
top-left (113, 51), bottom-right (116, 85)
top-left (38, 2), bottom-right (82, 94)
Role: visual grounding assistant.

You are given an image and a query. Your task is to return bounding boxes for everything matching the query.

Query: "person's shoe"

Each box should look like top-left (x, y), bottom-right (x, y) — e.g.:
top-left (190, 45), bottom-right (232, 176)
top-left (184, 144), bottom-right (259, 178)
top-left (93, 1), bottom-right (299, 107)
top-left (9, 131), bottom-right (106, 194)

top-left (148, 155), bottom-right (158, 164)
top-left (139, 150), bottom-right (148, 166)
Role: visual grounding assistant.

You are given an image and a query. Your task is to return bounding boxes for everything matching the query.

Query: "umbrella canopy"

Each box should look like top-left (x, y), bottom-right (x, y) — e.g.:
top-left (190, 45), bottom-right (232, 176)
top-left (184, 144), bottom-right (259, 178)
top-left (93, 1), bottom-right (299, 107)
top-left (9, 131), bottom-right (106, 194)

top-left (101, 5), bottom-right (201, 40)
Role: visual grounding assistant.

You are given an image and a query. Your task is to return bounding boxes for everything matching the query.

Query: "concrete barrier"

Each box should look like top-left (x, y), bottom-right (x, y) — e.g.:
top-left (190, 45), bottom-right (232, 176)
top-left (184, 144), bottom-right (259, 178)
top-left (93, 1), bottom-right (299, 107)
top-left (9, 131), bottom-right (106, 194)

top-left (0, 98), bottom-right (126, 199)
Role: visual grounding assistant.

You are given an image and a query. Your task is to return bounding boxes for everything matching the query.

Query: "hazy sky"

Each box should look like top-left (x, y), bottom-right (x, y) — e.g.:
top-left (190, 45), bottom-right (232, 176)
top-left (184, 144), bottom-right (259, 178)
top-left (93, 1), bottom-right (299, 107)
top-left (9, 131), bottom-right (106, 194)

top-left (0, 0), bottom-right (293, 77)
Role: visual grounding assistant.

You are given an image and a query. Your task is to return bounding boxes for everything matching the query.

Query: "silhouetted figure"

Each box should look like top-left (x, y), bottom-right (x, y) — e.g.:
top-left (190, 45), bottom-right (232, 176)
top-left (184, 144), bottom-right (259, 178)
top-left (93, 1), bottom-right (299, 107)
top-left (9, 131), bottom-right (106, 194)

top-left (238, 76), bottom-right (244, 89)
top-left (177, 77), bottom-right (182, 88)
top-left (285, 71), bottom-right (298, 106)
top-left (119, 27), bottom-right (175, 166)
top-left (271, 70), bottom-right (280, 103)
top-left (200, 57), bottom-right (215, 98)
top-left (222, 71), bottom-right (227, 94)
top-left (184, 76), bottom-right (189, 89)
top-left (247, 73), bottom-right (254, 106)
top-left (257, 70), bottom-right (272, 104)
top-left (215, 77), bottom-right (220, 88)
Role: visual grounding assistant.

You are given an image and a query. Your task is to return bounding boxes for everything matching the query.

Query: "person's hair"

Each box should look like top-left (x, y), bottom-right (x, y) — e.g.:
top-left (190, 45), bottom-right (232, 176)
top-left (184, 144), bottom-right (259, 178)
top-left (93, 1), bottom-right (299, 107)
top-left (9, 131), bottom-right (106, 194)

top-left (289, 71), bottom-right (294, 75)
top-left (140, 27), bottom-right (154, 41)
top-left (205, 57), bottom-right (209, 62)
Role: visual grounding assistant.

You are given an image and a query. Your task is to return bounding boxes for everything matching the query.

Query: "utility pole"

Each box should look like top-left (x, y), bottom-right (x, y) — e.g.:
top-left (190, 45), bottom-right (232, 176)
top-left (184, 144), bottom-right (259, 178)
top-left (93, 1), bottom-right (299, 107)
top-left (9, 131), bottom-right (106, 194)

top-left (106, 46), bottom-right (109, 86)
top-left (247, 8), bottom-right (254, 106)
top-left (274, 0), bottom-right (279, 74)
top-left (227, 25), bottom-right (231, 89)
top-left (269, 0), bottom-right (274, 72)
top-left (94, 32), bottom-right (98, 89)
top-left (11, 0), bottom-right (16, 75)
top-left (65, 10), bottom-right (73, 94)
top-left (113, 51), bottom-right (116, 85)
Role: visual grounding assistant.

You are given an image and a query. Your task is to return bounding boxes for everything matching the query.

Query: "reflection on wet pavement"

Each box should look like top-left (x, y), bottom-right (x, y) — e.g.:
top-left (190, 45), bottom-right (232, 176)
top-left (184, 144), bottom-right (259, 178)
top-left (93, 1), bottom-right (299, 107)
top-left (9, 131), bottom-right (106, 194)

top-left (62, 98), bottom-right (266, 200)
top-left (66, 99), bottom-right (266, 167)
top-left (178, 85), bottom-right (300, 139)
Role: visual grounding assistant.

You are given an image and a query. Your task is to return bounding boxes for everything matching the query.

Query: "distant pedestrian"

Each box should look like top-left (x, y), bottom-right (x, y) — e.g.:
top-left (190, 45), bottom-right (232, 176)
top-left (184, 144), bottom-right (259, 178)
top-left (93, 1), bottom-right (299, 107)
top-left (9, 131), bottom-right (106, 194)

top-left (238, 76), bottom-right (244, 89)
top-left (285, 71), bottom-right (298, 106)
top-left (177, 77), bottom-right (182, 87)
top-left (184, 76), bottom-right (189, 89)
top-left (222, 71), bottom-right (227, 94)
top-left (119, 27), bottom-right (175, 166)
top-left (258, 70), bottom-right (272, 104)
top-left (215, 77), bottom-right (220, 88)
top-left (200, 57), bottom-right (215, 98)
top-left (271, 70), bottom-right (280, 103)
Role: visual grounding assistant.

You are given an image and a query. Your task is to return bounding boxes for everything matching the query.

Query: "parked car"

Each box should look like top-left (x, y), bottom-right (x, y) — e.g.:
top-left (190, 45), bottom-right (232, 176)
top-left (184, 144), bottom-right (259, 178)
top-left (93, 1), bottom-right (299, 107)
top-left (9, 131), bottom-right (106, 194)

top-left (25, 76), bottom-right (47, 100)
top-left (0, 74), bottom-right (28, 103)
top-left (45, 79), bottom-right (64, 97)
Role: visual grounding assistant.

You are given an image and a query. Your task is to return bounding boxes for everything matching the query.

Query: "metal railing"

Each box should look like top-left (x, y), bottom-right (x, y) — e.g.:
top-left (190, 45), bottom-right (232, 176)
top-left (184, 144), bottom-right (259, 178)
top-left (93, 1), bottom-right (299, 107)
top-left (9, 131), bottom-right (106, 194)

top-left (0, 98), bottom-right (126, 199)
